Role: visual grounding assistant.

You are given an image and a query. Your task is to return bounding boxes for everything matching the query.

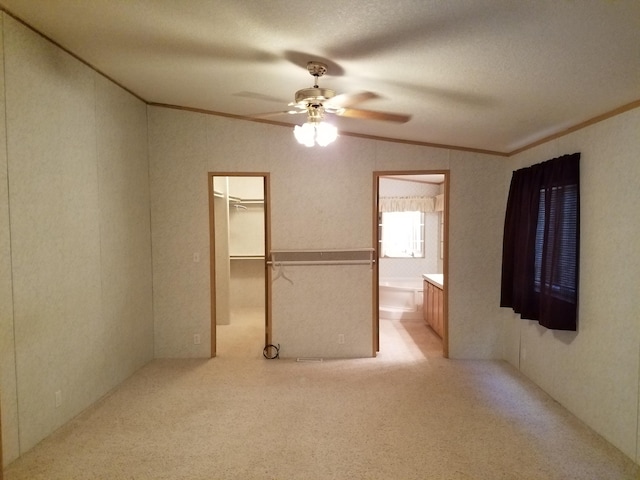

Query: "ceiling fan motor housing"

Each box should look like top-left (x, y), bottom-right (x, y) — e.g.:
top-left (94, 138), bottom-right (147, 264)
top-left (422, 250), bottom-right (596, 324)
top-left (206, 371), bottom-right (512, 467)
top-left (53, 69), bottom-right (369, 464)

top-left (294, 87), bottom-right (336, 106)
top-left (306, 61), bottom-right (328, 77)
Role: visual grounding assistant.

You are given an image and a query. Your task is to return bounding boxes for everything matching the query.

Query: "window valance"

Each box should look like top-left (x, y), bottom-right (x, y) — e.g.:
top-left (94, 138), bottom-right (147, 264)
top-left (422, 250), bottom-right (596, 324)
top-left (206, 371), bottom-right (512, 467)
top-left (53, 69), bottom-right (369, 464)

top-left (379, 195), bottom-right (442, 213)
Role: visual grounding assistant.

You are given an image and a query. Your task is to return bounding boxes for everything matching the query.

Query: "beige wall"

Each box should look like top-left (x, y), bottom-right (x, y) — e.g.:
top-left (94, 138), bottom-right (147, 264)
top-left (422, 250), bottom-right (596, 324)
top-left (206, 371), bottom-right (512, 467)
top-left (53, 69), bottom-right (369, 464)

top-left (0, 15), bottom-right (154, 463)
top-left (503, 108), bottom-right (640, 462)
top-left (148, 107), bottom-right (508, 359)
top-left (0, 13), bottom-right (18, 465)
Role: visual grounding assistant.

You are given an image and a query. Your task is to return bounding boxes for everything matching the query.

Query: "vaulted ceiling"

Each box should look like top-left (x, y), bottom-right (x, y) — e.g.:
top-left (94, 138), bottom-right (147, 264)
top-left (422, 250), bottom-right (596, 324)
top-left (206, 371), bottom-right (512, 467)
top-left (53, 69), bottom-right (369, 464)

top-left (1, 0), bottom-right (638, 154)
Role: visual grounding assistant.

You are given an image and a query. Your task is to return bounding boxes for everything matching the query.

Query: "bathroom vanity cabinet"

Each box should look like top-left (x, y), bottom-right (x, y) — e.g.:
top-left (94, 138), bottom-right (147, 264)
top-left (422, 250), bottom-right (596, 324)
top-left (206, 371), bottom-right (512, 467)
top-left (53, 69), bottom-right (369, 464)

top-left (423, 274), bottom-right (444, 338)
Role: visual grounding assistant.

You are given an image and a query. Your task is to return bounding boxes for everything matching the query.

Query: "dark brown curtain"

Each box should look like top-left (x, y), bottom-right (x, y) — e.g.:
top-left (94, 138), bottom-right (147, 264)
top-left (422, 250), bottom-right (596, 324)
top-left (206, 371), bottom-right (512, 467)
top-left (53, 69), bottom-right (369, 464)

top-left (500, 153), bottom-right (580, 331)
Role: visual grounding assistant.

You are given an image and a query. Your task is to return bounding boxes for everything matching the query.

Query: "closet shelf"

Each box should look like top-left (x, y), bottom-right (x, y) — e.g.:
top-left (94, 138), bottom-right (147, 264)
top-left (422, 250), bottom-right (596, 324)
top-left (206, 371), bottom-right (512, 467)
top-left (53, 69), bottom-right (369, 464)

top-left (213, 190), bottom-right (264, 205)
top-left (230, 198), bottom-right (263, 205)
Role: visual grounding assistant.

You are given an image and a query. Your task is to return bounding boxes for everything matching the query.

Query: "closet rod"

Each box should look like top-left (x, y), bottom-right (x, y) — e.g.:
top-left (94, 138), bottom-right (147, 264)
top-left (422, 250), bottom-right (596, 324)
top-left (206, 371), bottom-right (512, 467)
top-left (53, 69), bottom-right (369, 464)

top-left (267, 260), bottom-right (374, 267)
top-left (269, 248), bottom-right (375, 268)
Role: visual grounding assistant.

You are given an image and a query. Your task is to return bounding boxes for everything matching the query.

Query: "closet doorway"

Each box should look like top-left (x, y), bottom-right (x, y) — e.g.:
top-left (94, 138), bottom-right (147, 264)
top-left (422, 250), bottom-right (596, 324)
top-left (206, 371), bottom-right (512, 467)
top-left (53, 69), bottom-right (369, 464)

top-left (373, 171), bottom-right (449, 358)
top-left (208, 173), bottom-right (271, 358)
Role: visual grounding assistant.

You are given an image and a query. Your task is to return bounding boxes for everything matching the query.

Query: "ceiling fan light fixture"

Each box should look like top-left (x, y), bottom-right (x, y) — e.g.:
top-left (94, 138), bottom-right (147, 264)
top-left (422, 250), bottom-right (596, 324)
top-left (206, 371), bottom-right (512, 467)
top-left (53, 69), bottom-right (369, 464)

top-left (294, 120), bottom-right (338, 147)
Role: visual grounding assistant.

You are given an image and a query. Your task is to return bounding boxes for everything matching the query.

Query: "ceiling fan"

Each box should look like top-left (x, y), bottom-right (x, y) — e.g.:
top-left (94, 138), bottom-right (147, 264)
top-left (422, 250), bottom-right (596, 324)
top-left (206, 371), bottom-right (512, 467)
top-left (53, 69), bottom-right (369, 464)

top-left (253, 61), bottom-right (411, 146)
top-left (284, 61), bottom-right (411, 124)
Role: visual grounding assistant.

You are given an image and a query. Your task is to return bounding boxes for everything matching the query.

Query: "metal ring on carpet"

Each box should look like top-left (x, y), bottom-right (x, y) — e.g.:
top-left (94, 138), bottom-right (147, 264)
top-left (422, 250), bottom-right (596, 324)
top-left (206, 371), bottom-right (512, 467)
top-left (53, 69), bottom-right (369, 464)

top-left (263, 343), bottom-right (280, 359)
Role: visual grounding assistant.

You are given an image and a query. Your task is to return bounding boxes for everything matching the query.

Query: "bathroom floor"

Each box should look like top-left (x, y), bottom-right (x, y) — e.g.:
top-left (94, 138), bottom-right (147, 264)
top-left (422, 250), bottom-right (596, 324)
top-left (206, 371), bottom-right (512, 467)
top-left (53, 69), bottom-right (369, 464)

top-left (378, 317), bottom-right (443, 361)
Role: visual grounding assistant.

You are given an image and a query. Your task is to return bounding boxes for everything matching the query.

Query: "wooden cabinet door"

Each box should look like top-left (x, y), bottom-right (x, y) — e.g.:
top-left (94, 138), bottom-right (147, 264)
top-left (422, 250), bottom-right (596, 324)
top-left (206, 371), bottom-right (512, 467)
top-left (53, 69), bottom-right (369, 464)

top-left (423, 280), bottom-right (429, 324)
top-left (434, 286), bottom-right (443, 337)
top-left (433, 285), bottom-right (440, 335)
top-left (427, 282), bottom-right (434, 327)
top-left (423, 279), bottom-right (444, 338)
top-left (436, 286), bottom-right (444, 337)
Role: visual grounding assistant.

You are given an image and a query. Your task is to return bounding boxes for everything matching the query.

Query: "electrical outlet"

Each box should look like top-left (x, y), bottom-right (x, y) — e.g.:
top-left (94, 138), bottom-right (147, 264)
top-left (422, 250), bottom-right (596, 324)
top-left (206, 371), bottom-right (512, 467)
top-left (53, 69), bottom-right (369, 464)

top-left (55, 390), bottom-right (62, 408)
top-left (193, 334), bottom-right (201, 345)
top-left (338, 334), bottom-right (345, 344)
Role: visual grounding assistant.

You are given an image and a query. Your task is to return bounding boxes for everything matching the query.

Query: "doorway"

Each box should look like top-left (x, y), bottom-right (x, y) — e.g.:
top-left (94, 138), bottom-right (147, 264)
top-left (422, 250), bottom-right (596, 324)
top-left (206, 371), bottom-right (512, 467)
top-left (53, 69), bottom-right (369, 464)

top-left (373, 171), bottom-right (449, 358)
top-left (208, 173), bottom-right (271, 358)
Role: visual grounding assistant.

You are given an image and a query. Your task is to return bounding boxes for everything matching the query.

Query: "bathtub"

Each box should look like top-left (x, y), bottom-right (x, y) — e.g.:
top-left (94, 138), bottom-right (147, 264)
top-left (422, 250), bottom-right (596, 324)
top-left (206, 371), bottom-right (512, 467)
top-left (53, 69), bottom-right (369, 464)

top-left (379, 278), bottom-right (424, 320)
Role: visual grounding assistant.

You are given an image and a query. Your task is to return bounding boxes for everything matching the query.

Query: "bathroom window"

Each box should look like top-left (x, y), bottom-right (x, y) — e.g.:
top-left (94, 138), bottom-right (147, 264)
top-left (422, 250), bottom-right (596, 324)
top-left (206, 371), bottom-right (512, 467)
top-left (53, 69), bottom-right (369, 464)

top-left (379, 211), bottom-right (425, 258)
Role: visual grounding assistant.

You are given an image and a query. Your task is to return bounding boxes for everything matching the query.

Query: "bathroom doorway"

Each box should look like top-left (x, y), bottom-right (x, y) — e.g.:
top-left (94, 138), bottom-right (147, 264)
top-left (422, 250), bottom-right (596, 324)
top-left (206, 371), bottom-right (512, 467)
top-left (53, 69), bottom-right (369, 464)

top-left (373, 171), bottom-right (449, 358)
top-left (208, 173), bottom-right (271, 358)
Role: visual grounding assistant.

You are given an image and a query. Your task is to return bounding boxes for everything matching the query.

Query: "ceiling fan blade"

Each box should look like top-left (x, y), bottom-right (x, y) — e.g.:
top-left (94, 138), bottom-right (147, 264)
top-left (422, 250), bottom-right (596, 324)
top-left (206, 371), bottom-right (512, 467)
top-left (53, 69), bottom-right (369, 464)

top-left (338, 108), bottom-right (411, 123)
top-left (250, 110), bottom-right (305, 119)
top-left (326, 91), bottom-right (380, 109)
top-left (233, 91), bottom-right (289, 104)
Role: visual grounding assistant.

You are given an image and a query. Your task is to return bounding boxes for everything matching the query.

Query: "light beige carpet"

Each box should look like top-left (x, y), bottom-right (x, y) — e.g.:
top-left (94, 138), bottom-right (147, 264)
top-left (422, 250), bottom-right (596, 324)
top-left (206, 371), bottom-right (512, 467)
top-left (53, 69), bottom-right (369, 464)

top-left (4, 309), bottom-right (638, 479)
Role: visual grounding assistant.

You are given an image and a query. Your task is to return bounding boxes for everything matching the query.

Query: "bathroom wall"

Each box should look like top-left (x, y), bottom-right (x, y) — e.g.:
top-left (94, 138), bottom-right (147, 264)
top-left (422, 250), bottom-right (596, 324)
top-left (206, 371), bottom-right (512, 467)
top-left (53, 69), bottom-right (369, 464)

top-left (0, 15), bottom-right (154, 463)
top-left (148, 107), bottom-right (508, 360)
top-left (503, 107), bottom-right (640, 462)
top-left (378, 177), bottom-right (442, 280)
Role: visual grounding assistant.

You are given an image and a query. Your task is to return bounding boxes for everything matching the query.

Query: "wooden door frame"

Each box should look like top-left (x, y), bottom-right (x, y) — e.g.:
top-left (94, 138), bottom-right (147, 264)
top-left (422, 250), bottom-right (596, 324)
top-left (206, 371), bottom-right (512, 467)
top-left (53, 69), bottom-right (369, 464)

top-left (0, 396), bottom-right (3, 478)
top-left (372, 170), bottom-right (449, 358)
top-left (208, 172), bottom-right (271, 358)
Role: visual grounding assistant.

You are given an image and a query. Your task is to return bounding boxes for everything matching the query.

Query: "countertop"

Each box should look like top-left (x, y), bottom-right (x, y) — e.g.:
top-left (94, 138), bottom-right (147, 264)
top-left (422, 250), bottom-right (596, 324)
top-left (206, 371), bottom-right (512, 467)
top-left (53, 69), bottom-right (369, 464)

top-left (422, 274), bottom-right (444, 289)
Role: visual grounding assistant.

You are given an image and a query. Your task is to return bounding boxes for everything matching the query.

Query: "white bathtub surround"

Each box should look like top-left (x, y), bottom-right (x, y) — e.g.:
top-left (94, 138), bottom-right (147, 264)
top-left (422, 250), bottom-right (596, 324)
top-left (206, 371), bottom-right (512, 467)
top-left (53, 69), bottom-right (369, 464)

top-left (379, 278), bottom-right (425, 320)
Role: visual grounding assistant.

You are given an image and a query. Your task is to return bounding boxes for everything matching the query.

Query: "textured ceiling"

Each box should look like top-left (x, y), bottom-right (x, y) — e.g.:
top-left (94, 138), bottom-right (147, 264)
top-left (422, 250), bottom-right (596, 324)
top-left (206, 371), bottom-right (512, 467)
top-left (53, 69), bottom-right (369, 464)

top-left (1, 0), bottom-right (639, 154)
